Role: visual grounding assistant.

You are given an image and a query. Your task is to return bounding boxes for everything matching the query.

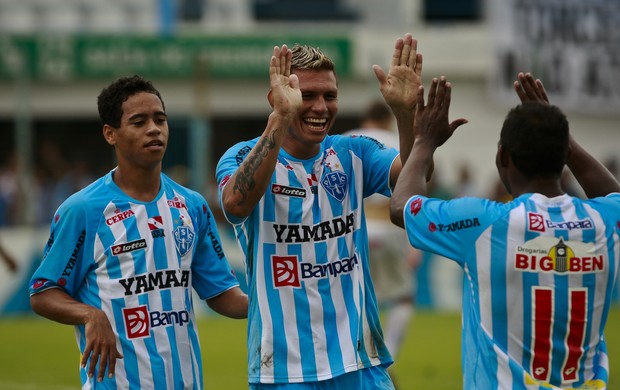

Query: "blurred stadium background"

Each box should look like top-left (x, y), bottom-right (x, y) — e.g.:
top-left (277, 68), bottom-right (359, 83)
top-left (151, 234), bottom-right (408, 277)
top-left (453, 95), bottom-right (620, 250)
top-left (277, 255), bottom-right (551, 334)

top-left (0, 0), bottom-right (619, 387)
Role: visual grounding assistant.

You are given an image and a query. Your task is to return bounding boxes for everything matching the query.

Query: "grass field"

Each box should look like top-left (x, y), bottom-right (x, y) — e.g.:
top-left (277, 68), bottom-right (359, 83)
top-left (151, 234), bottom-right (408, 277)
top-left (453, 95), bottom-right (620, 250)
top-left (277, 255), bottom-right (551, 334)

top-left (0, 308), bottom-right (618, 389)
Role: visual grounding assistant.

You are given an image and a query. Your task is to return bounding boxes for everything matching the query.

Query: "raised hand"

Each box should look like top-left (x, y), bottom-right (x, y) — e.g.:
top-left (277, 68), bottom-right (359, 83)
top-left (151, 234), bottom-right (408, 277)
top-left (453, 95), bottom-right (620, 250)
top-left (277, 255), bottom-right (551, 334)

top-left (514, 72), bottom-right (550, 105)
top-left (373, 33), bottom-right (423, 113)
top-left (269, 45), bottom-right (302, 118)
top-left (414, 77), bottom-right (468, 148)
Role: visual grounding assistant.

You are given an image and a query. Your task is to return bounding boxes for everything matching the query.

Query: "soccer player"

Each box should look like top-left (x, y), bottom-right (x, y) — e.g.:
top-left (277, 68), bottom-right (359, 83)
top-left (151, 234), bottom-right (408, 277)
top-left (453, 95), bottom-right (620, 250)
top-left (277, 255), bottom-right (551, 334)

top-left (29, 75), bottom-right (248, 388)
top-left (216, 34), bottom-right (422, 388)
top-left (390, 73), bottom-right (620, 389)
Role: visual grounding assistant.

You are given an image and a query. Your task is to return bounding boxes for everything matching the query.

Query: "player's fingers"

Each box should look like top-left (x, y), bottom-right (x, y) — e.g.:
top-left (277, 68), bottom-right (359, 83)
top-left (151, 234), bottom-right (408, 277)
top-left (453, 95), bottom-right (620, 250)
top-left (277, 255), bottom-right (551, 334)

top-left (414, 53), bottom-right (423, 76)
top-left (81, 344), bottom-right (92, 370)
top-left (535, 79), bottom-right (550, 103)
top-left (522, 72), bottom-right (540, 100)
top-left (427, 78), bottom-right (439, 107)
top-left (513, 80), bottom-right (527, 102)
top-left (98, 349), bottom-right (108, 382)
top-left (107, 348), bottom-right (123, 379)
top-left (435, 77), bottom-right (447, 107)
top-left (442, 80), bottom-right (452, 111)
top-left (88, 347), bottom-right (100, 379)
top-left (279, 45), bottom-right (288, 76)
top-left (400, 35), bottom-right (412, 66)
top-left (416, 85), bottom-right (425, 114)
top-left (391, 37), bottom-right (404, 67)
top-left (407, 37), bottom-right (418, 68)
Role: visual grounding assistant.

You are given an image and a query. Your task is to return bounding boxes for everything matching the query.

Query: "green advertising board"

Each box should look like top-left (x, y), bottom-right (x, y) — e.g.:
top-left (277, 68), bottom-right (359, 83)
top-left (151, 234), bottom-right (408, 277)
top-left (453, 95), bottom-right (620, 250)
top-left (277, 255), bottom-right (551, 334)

top-left (0, 35), bottom-right (351, 81)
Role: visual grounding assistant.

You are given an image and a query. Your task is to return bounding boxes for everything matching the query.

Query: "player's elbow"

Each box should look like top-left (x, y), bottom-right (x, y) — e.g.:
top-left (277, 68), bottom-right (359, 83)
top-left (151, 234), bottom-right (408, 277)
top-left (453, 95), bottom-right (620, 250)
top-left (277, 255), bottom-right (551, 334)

top-left (389, 199), bottom-right (405, 228)
top-left (221, 194), bottom-right (252, 220)
top-left (30, 293), bottom-right (47, 317)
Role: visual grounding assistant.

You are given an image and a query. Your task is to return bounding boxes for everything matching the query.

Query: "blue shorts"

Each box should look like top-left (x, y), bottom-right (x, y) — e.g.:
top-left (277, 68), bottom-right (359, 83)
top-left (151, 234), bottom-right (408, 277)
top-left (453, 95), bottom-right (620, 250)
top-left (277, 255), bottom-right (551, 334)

top-left (249, 365), bottom-right (395, 390)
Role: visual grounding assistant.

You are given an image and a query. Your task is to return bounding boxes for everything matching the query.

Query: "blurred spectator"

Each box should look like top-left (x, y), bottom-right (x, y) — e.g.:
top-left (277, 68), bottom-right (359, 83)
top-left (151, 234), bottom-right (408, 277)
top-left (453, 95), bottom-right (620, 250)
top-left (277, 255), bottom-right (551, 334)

top-left (455, 162), bottom-right (478, 198)
top-left (33, 141), bottom-right (94, 224)
top-left (0, 239), bottom-right (18, 273)
top-left (0, 151), bottom-right (22, 226)
top-left (343, 100), bottom-right (417, 387)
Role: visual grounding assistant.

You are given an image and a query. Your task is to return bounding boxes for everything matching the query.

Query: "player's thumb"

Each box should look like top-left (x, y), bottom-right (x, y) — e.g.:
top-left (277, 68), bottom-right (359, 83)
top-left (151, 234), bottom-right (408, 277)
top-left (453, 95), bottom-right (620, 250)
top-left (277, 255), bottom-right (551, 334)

top-left (289, 73), bottom-right (299, 90)
top-left (449, 118), bottom-right (469, 132)
top-left (372, 65), bottom-right (386, 85)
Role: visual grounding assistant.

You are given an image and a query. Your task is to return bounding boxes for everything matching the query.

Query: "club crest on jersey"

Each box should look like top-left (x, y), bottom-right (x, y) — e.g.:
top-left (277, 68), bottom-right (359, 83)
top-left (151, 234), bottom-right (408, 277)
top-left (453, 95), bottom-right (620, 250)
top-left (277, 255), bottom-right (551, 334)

top-left (514, 236), bottom-right (604, 274)
top-left (174, 226), bottom-right (194, 256)
top-left (321, 171), bottom-right (348, 202)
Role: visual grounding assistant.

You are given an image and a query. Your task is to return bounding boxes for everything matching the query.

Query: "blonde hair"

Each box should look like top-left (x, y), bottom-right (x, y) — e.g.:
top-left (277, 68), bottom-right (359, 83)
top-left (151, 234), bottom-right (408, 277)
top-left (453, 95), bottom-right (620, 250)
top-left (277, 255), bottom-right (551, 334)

top-left (290, 45), bottom-right (336, 74)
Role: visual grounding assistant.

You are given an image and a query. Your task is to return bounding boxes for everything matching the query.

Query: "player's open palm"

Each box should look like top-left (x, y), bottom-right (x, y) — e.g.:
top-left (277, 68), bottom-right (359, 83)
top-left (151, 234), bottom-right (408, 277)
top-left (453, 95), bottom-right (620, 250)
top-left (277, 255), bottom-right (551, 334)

top-left (373, 33), bottom-right (423, 112)
top-left (414, 77), bottom-right (467, 148)
top-left (269, 45), bottom-right (301, 118)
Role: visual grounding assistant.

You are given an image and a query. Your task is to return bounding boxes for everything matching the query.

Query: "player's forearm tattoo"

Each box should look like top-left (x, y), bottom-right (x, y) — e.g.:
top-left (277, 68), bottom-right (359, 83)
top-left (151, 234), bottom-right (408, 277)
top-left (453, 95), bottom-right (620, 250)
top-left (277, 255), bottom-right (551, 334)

top-left (233, 130), bottom-right (278, 205)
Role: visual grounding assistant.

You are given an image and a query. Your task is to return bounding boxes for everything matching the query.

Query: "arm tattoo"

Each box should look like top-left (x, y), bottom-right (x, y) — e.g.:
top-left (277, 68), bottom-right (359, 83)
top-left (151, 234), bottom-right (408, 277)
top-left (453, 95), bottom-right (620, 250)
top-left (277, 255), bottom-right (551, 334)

top-left (233, 130), bottom-right (278, 206)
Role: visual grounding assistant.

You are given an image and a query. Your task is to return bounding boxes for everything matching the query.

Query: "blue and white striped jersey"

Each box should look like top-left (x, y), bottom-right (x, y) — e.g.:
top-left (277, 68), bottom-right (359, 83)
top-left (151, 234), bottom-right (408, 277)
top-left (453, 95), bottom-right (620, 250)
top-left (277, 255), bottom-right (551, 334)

top-left (216, 134), bottom-right (399, 384)
top-left (402, 192), bottom-right (620, 389)
top-left (29, 170), bottom-right (239, 389)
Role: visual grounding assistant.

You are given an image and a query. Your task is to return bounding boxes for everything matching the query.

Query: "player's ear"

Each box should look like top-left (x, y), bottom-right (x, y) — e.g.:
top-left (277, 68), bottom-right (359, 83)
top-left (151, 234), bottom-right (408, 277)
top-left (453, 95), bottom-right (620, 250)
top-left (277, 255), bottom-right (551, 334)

top-left (103, 124), bottom-right (116, 146)
top-left (267, 90), bottom-right (275, 109)
top-left (497, 144), bottom-right (510, 168)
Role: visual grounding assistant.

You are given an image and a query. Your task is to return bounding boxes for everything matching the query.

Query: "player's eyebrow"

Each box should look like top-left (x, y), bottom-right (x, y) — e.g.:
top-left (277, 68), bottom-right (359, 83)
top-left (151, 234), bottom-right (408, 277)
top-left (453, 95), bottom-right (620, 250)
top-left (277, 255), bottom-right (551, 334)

top-left (128, 111), bottom-right (168, 121)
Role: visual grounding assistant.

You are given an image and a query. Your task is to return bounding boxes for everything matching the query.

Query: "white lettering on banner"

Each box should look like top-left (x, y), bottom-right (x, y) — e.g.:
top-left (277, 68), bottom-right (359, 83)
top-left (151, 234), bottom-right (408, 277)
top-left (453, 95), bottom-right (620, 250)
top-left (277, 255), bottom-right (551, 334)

top-left (491, 0), bottom-right (620, 114)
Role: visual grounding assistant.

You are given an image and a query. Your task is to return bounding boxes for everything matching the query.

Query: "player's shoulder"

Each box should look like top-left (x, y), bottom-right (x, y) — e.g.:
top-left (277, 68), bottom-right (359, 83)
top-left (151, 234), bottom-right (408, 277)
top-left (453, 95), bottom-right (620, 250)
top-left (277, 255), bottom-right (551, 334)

top-left (220, 137), bottom-right (260, 163)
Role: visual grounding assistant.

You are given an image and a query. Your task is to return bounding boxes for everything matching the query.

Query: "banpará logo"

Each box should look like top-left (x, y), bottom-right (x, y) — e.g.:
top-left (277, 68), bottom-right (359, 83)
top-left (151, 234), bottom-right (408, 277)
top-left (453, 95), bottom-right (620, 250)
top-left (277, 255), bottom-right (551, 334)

top-left (123, 305), bottom-right (190, 339)
top-left (271, 254), bottom-right (359, 288)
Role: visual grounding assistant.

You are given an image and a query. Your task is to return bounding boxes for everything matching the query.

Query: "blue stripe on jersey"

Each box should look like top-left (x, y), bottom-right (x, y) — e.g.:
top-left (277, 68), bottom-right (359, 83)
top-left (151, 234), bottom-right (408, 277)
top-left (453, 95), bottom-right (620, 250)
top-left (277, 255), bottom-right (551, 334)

top-left (489, 216), bottom-right (508, 389)
top-left (548, 205), bottom-right (569, 385)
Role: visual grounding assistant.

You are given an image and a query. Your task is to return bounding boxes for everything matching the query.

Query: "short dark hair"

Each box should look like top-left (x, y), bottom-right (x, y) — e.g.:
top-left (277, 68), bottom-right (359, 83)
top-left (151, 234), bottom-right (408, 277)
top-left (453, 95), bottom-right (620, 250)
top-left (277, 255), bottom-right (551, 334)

top-left (500, 102), bottom-right (569, 179)
top-left (97, 75), bottom-right (164, 128)
top-left (362, 101), bottom-right (392, 124)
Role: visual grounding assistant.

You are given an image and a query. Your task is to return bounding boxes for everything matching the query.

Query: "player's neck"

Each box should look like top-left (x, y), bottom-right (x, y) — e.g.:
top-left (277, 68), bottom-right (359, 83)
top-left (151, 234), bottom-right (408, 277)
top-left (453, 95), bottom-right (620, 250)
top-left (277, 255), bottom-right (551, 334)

top-left (113, 166), bottom-right (161, 202)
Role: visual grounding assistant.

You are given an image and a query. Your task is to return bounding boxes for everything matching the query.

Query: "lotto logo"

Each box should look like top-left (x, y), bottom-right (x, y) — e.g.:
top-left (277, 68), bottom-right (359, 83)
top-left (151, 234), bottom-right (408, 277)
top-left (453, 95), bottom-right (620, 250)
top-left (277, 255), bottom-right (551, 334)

top-left (528, 213), bottom-right (546, 232)
top-left (123, 306), bottom-right (150, 339)
top-left (111, 239), bottom-right (147, 255)
top-left (410, 198), bottom-right (422, 216)
top-left (272, 256), bottom-right (300, 288)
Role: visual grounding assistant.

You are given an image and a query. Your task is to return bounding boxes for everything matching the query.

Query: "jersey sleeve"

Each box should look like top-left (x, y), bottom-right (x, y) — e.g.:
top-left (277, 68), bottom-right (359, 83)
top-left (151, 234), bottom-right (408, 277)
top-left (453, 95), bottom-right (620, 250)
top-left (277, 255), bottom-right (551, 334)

top-left (402, 195), bottom-right (502, 265)
top-left (190, 194), bottom-right (239, 300)
top-left (215, 141), bottom-right (255, 225)
top-left (29, 195), bottom-right (91, 297)
top-left (348, 135), bottom-right (399, 198)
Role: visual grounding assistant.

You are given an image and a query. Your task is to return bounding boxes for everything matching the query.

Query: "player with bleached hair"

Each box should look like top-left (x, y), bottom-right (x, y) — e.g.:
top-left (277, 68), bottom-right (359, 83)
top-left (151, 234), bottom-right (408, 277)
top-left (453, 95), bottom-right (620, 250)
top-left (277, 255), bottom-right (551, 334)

top-left (217, 34), bottom-right (422, 389)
